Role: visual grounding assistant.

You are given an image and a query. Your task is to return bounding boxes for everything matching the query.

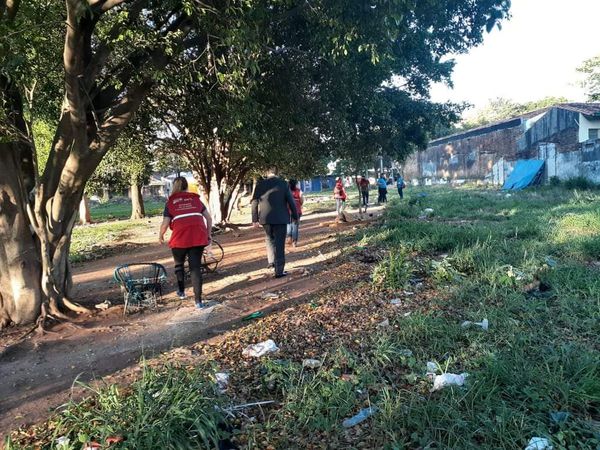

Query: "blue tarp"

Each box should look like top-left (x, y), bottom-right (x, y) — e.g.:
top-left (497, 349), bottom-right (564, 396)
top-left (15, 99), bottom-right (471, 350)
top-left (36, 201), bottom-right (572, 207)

top-left (502, 159), bottom-right (545, 191)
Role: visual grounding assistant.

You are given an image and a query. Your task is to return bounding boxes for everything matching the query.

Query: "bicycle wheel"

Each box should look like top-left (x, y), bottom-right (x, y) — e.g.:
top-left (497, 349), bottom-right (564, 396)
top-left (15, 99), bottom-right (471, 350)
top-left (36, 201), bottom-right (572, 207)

top-left (202, 241), bottom-right (224, 273)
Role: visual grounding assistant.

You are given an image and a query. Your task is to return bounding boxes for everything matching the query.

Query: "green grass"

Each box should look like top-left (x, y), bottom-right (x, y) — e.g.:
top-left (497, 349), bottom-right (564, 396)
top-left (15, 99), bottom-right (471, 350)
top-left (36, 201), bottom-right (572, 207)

top-left (8, 186), bottom-right (600, 449)
top-left (5, 364), bottom-right (228, 450)
top-left (90, 198), bottom-right (164, 221)
top-left (256, 186), bottom-right (600, 449)
top-left (70, 220), bottom-right (154, 263)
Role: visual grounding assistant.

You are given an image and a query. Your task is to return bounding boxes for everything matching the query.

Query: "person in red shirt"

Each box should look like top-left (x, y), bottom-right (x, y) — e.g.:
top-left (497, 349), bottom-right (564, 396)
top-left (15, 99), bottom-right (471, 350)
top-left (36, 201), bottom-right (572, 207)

top-left (286, 179), bottom-right (304, 247)
top-left (333, 177), bottom-right (347, 216)
top-left (358, 175), bottom-right (369, 207)
top-left (159, 177), bottom-right (212, 308)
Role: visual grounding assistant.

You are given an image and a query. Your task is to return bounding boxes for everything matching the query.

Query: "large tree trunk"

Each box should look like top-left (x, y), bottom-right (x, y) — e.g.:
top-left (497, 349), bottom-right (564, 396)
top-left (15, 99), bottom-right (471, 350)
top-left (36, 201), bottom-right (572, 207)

top-left (0, 143), bottom-right (42, 327)
top-left (186, 140), bottom-right (249, 226)
top-left (130, 182), bottom-right (145, 220)
top-left (0, 1), bottom-right (193, 327)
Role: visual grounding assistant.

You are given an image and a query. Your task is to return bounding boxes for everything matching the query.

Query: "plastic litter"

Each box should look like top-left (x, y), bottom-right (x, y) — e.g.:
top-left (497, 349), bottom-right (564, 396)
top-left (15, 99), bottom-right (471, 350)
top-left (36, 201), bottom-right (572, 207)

top-left (302, 359), bottom-right (322, 369)
top-left (95, 300), bottom-right (111, 310)
top-left (424, 208), bottom-right (434, 214)
top-left (431, 373), bottom-right (468, 391)
top-left (242, 311), bottom-right (264, 321)
top-left (398, 349), bottom-right (413, 357)
top-left (426, 361), bottom-right (437, 374)
top-left (377, 318), bottom-right (390, 328)
top-left (342, 406), bottom-right (378, 428)
top-left (390, 298), bottom-right (402, 305)
top-left (544, 256), bottom-right (557, 268)
top-left (215, 372), bottom-right (229, 392)
top-left (55, 436), bottom-right (70, 448)
top-left (242, 339), bottom-right (279, 358)
top-left (461, 318), bottom-right (489, 331)
top-left (261, 292), bottom-right (279, 300)
top-left (549, 411), bottom-right (570, 425)
top-left (524, 437), bottom-right (553, 450)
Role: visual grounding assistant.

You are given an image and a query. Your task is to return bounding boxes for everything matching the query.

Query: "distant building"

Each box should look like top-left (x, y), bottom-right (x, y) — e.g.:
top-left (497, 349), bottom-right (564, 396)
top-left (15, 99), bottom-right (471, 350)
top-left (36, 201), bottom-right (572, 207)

top-left (404, 103), bottom-right (600, 185)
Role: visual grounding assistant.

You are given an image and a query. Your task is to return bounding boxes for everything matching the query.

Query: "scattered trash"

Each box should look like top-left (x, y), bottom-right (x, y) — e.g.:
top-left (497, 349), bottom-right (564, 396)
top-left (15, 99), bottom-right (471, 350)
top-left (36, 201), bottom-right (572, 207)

top-left (215, 372), bottom-right (230, 392)
top-left (390, 298), bottom-right (402, 305)
top-left (507, 266), bottom-right (524, 281)
top-left (242, 311), bottom-right (264, 321)
top-left (431, 372), bottom-right (468, 391)
top-left (261, 292), bottom-right (279, 300)
top-left (302, 359), bottom-right (322, 369)
top-left (403, 290), bottom-right (415, 296)
top-left (403, 311), bottom-right (412, 317)
top-left (544, 256), bottom-right (557, 268)
top-left (242, 339), bottom-right (279, 358)
top-left (461, 318), bottom-right (489, 331)
top-left (342, 406), bottom-right (378, 428)
top-left (221, 400), bottom-right (276, 415)
top-left (424, 208), bottom-right (434, 214)
top-left (549, 411), bottom-right (571, 425)
top-left (83, 442), bottom-right (102, 450)
top-left (377, 318), bottom-right (390, 328)
top-left (95, 300), bottom-right (111, 310)
top-left (505, 193), bottom-right (512, 198)
top-left (426, 361), bottom-right (437, 378)
top-left (524, 437), bottom-right (553, 450)
top-left (55, 436), bottom-right (70, 448)
top-left (398, 349), bottom-right (413, 357)
top-left (106, 436), bottom-right (124, 445)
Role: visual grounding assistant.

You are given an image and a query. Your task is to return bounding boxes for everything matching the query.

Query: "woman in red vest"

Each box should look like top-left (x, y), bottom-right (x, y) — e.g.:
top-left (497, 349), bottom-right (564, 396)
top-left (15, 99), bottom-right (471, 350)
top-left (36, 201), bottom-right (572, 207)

top-left (159, 176), bottom-right (212, 308)
top-left (286, 179), bottom-right (304, 247)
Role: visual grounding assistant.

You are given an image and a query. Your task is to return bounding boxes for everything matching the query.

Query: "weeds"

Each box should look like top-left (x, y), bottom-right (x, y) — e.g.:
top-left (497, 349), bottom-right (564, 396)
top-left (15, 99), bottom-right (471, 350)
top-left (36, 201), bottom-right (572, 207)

top-left (372, 247), bottom-right (412, 290)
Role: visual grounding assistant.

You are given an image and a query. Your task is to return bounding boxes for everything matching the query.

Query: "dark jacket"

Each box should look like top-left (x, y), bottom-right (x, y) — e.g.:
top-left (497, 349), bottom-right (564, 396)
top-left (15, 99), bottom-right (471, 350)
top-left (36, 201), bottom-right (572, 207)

top-left (251, 176), bottom-right (299, 225)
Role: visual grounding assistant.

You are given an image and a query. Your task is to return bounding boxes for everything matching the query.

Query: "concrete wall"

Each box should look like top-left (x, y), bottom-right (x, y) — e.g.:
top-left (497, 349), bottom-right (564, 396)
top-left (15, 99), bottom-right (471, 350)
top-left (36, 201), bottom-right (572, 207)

top-left (403, 122), bottom-right (524, 183)
top-left (578, 114), bottom-right (600, 142)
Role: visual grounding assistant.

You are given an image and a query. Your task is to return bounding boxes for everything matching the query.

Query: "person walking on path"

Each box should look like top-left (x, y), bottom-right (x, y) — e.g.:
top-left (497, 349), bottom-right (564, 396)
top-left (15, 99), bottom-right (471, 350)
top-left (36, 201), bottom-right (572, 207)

top-left (377, 174), bottom-right (388, 204)
top-left (252, 168), bottom-right (299, 278)
top-left (358, 175), bottom-right (369, 207)
top-left (159, 176), bottom-right (212, 308)
top-left (286, 179), bottom-right (304, 247)
top-left (396, 175), bottom-right (406, 199)
top-left (333, 177), bottom-right (347, 216)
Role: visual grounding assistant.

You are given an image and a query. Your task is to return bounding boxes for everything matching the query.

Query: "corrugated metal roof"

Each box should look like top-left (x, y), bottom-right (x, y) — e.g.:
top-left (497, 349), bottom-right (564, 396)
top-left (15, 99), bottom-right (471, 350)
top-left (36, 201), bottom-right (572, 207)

top-left (429, 103), bottom-right (600, 146)
top-left (555, 103), bottom-right (600, 117)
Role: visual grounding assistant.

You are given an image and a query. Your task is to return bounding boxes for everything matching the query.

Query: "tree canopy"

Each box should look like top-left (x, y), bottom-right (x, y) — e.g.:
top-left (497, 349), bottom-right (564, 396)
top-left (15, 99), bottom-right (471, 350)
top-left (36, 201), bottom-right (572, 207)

top-left (1, 0), bottom-right (511, 326)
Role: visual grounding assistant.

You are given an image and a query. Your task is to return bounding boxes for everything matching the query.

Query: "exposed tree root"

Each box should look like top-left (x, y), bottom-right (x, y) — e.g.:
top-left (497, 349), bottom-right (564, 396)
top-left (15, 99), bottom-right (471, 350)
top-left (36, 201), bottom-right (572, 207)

top-left (62, 297), bottom-right (93, 314)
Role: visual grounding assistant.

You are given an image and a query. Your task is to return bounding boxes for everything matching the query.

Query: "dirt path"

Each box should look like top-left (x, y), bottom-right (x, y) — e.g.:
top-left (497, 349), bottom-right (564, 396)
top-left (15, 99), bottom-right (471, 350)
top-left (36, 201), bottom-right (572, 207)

top-left (0, 206), bottom-right (381, 435)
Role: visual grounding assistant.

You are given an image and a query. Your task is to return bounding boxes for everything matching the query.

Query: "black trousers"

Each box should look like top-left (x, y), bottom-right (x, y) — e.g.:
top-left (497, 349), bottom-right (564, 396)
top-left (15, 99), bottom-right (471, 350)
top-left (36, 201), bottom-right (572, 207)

top-left (262, 223), bottom-right (287, 276)
top-left (361, 190), bottom-right (369, 206)
top-left (397, 188), bottom-right (403, 199)
top-left (378, 187), bottom-right (387, 203)
top-left (171, 246), bottom-right (204, 302)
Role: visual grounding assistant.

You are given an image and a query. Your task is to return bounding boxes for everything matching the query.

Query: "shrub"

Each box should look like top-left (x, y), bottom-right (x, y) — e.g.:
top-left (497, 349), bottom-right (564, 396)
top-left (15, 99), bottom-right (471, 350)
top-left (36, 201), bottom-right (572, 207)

top-left (372, 248), bottom-right (412, 290)
top-left (564, 176), bottom-right (597, 190)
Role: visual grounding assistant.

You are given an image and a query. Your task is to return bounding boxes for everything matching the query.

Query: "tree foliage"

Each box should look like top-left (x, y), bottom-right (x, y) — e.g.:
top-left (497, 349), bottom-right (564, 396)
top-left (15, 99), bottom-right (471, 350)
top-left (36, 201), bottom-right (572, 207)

top-left (577, 55), bottom-right (600, 102)
top-left (0, 0), bottom-right (512, 325)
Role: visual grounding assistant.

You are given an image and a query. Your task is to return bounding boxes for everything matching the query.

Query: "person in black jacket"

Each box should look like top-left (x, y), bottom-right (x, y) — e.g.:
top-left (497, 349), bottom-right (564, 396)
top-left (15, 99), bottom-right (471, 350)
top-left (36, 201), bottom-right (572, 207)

top-left (251, 168), bottom-right (299, 278)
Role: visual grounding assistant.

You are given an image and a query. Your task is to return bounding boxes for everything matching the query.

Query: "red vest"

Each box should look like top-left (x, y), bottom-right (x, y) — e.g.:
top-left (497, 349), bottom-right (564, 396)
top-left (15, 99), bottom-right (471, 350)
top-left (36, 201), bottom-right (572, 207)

top-left (292, 189), bottom-right (302, 215)
top-left (166, 192), bottom-right (209, 248)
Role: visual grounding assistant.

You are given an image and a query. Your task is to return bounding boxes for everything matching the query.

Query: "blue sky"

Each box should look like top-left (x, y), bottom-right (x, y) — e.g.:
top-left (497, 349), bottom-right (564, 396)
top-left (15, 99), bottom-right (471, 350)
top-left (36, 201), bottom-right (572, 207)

top-left (430, 0), bottom-right (600, 117)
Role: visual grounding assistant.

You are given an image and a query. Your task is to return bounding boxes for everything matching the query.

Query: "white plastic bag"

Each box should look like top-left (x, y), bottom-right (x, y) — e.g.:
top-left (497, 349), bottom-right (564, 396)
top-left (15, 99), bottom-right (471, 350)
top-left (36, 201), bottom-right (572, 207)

top-left (242, 339), bottom-right (279, 358)
top-left (431, 372), bottom-right (468, 391)
top-left (215, 372), bottom-right (229, 392)
top-left (524, 437), bottom-right (553, 450)
top-left (461, 318), bottom-right (489, 331)
top-left (302, 359), bottom-right (322, 369)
